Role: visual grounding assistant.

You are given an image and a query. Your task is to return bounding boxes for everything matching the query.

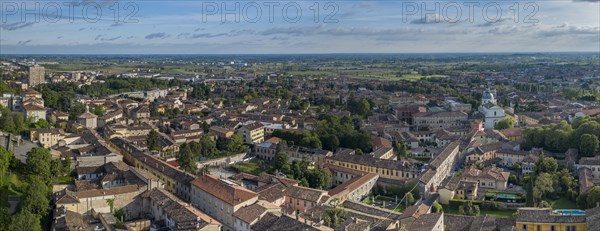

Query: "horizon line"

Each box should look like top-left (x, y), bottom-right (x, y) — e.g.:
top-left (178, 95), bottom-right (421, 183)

top-left (1, 51), bottom-right (600, 56)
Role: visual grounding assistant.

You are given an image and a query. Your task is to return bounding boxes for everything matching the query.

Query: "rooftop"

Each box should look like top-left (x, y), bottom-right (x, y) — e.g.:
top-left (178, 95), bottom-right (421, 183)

top-left (190, 174), bottom-right (258, 206)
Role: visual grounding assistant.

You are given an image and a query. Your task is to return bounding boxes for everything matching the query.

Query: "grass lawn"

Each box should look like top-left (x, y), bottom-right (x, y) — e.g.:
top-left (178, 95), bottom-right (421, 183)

top-left (550, 198), bottom-right (578, 209)
top-left (0, 173), bottom-right (28, 208)
top-left (57, 176), bottom-right (75, 185)
top-left (227, 160), bottom-right (269, 175)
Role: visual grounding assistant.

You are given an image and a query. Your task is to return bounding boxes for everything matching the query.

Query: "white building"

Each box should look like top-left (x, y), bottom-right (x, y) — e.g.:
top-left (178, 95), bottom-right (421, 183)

top-left (478, 89), bottom-right (505, 129)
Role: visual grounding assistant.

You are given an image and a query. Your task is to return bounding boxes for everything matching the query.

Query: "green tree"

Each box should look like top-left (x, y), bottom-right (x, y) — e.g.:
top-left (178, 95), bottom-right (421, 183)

top-left (26, 148), bottom-right (52, 180)
top-left (32, 119), bottom-right (51, 129)
top-left (177, 145), bottom-right (197, 174)
top-left (577, 193), bottom-right (588, 209)
top-left (200, 135), bottom-right (217, 158)
top-left (226, 134), bottom-right (246, 153)
top-left (355, 148), bottom-right (364, 155)
top-left (395, 141), bottom-right (409, 158)
top-left (586, 186), bottom-right (600, 208)
top-left (63, 157), bottom-right (72, 176)
top-left (93, 105), bottom-right (106, 116)
top-left (536, 154), bottom-right (558, 173)
top-left (273, 152), bottom-right (289, 170)
top-left (0, 207), bottom-right (9, 231)
top-left (68, 102), bottom-right (86, 121)
top-left (494, 118), bottom-right (514, 130)
top-left (324, 198), bottom-right (346, 228)
top-left (20, 177), bottom-right (50, 215)
top-left (533, 173), bottom-right (554, 206)
top-left (580, 134), bottom-right (599, 157)
top-left (307, 169), bottom-right (330, 189)
top-left (300, 178), bottom-right (309, 187)
top-left (9, 211), bottom-right (41, 231)
top-left (320, 134), bottom-right (340, 151)
top-left (50, 159), bottom-right (62, 179)
top-left (201, 121), bottom-right (210, 133)
top-left (146, 129), bottom-right (160, 151)
top-left (509, 174), bottom-right (519, 185)
top-left (405, 192), bottom-right (415, 205)
top-left (106, 198), bottom-right (115, 213)
top-left (299, 135), bottom-right (322, 149)
top-left (459, 201), bottom-right (480, 216)
top-left (0, 147), bottom-right (12, 184)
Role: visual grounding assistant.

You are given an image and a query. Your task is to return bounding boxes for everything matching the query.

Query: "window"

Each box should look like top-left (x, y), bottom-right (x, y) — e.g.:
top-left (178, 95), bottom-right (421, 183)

top-left (550, 226), bottom-right (555, 231)
top-left (537, 225), bottom-right (540, 231)
top-left (522, 224), bottom-right (527, 230)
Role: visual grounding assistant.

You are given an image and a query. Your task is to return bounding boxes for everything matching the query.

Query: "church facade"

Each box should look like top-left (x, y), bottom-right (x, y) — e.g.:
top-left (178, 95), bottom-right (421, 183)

top-left (478, 89), bottom-right (505, 129)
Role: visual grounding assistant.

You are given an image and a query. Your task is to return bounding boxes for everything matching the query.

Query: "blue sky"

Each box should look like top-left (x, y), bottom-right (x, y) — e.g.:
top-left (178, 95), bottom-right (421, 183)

top-left (0, 0), bottom-right (599, 54)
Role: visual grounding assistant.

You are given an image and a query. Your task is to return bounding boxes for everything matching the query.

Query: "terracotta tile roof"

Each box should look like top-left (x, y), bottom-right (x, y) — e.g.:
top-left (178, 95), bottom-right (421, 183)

top-left (141, 188), bottom-right (220, 229)
top-left (23, 104), bottom-right (46, 111)
top-left (257, 173), bottom-right (300, 188)
top-left (257, 183), bottom-right (287, 202)
top-left (328, 173), bottom-right (378, 197)
top-left (500, 128), bottom-right (523, 138)
top-left (408, 213), bottom-right (442, 231)
top-left (285, 185), bottom-right (327, 203)
top-left (233, 203), bottom-right (268, 224)
top-left (241, 122), bottom-right (263, 131)
top-left (53, 189), bottom-right (80, 204)
top-left (443, 214), bottom-right (475, 231)
top-left (252, 214), bottom-right (321, 231)
top-left (429, 141), bottom-right (460, 170)
top-left (76, 184), bottom-right (140, 198)
top-left (264, 137), bottom-right (281, 144)
top-left (324, 163), bottom-right (367, 177)
top-left (516, 208), bottom-right (586, 223)
top-left (580, 156), bottom-right (600, 166)
top-left (190, 175), bottom-right (258, 206)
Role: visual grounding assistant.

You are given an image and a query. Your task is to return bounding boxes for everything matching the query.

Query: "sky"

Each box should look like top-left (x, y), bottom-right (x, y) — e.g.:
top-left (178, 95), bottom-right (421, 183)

top-left (0, 0), bottom-right (599, 54)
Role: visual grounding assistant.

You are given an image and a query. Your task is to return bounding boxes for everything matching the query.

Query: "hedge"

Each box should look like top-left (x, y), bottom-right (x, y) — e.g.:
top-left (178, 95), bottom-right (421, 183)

top-left (448, 199), bottom-right (500, 211)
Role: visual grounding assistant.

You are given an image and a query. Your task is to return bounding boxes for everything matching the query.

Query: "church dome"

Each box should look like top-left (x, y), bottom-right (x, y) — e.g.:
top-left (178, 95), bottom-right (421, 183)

top-left (482, 90), bottom-right (494, 100)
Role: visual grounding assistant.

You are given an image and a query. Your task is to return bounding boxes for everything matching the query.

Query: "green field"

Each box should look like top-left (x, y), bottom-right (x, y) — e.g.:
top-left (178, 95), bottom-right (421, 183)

top-left (227, 159), bottom-right (269, 175)
top-left (550, 198), bottom-right (578, 209)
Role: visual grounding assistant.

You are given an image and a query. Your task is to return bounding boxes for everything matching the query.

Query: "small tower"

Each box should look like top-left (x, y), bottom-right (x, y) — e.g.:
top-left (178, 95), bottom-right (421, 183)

top-left (78, 105), bottom-right (98, 129)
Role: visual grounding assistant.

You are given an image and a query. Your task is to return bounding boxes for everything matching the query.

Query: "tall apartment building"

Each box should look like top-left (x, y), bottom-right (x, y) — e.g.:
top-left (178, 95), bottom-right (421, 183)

top-left (29, 65), bottom-right (45, 86)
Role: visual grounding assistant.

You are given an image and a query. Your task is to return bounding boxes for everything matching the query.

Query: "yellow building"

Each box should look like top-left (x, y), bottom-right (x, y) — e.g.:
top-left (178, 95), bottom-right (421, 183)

top-left (515, 208), bottom-right (586, 231)
top-left (32, 128), bottom-right (65, 148)
top-left (236, 122), bottom-right (264, 144)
